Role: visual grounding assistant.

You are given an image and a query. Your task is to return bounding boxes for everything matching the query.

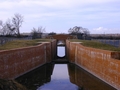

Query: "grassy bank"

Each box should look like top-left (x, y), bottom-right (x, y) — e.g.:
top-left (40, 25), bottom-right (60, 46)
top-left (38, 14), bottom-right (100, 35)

top-left (0, 39), bottom-right (51, 50)
top-left (70, 39), bottom-right (120, 51)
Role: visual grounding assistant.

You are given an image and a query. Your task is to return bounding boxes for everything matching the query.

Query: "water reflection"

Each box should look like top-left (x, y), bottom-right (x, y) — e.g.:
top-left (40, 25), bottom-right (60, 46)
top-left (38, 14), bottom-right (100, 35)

top-left (15, 63), bottom-right (54, 90)
top-left (57, 47), bottom-right (65, 57)
top-left (15, 63), bottom-right (116, 90)
top-left (68, 63), bottom-right (117, 90)
top-left (38, 64), bottom-right (78, 90)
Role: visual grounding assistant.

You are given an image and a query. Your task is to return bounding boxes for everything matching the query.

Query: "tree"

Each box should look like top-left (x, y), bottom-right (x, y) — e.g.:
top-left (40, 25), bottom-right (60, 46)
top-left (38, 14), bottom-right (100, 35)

top-left (6, 19), bottom-right (16, 36)
top-left (0, 20), bottom-right (3, 26)
top-left (68, 26), bottom-right (81, 34)
top-left (48, 32), bottom-right (56, 35)
top-left (0, 20), bottom-right (3, 35)
top-left (0, 13), bottom-right (23, 37)
top-left (12, 13), bottom-right (24, 37)
top-left (31, 26), bottom-right (45, 39)
top-left (68, 26), bottom-right (90, 39)
top-left (0, 20), bottom-right (16, 36)
top-left (0, 20), bottom-right (9, 36)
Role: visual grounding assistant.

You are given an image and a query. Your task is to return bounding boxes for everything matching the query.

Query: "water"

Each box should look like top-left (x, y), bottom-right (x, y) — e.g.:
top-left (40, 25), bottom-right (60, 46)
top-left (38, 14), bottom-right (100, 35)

top-left (68, 63), bottom-right (116, 90)
top-left (16, 63), bottom-right (116, 90)
top-left (57, 47), bottom-right (65, 57)
top-left (37, 64), bottom-right (78, 90)
top-left (15, 46), bottom-right (116, 90)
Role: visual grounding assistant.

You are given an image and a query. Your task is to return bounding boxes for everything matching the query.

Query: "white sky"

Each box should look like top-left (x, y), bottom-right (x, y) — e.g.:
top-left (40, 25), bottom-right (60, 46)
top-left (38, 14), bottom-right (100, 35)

top-left (0, 0), bottom-right (120, 34)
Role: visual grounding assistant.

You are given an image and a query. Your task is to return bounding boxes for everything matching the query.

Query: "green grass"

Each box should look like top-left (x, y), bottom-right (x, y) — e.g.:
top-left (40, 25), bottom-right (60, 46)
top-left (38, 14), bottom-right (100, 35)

top-left (1, 39), bottom-right (120, 51)
top-left (70, 39), bottom-right (120, 51)
top-left (0, 39), bottom-right (51, 50)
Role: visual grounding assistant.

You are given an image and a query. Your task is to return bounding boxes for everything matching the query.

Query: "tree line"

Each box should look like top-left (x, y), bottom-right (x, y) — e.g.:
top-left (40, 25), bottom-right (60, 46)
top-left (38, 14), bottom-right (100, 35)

top-left (0, 13), bottom-right (91, 39)
top-left (0, 13), bottom-right (23, 37)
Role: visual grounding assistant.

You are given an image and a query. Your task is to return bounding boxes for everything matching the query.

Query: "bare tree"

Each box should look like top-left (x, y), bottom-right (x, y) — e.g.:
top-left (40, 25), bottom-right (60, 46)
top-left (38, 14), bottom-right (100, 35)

top-left (0, 20), bottom-right (3, 26)
top-left (0, 20), bottom-right (3, 35)
top-left (0, 19), bottom-right (16, 36)
top-left (6, 19), bottom-right (16, 36)
top-left (0, 20), bottom-right (7, 36)
top-left (31, 26), bottom-right (45, 39)
top-left (68, 26), bottom-right (90, 39)
top-left (12, 13), bottom-right (23, 37)
top-left (0, 13), bottom-right (23, 37)
top-left (68, 26), bottom-right (84, 34)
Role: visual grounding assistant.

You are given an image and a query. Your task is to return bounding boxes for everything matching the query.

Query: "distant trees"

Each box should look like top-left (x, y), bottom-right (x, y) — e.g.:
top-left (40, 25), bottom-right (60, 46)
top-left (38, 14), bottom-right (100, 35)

top-left (0, 13), bottom-right (23, 37)
top-left (68, 26), bottom-right (90, 39)
top-left (48, 32), bottom-right (56, 35)
top-left (90, 34), bottom-right (120, 40)
top-left (31, 26), bottom-right (45, 39)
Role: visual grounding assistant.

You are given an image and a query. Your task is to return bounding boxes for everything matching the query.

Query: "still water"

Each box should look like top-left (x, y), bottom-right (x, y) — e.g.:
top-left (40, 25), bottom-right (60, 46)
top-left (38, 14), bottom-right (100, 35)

top-left (16, 63), bottom-right (116, 90)
top-left (38, 64), bottom-right (78, 90)
top-left (15, 46), bottom-right (116, 90)
top-left (57, 47), bottom-right (65, 57)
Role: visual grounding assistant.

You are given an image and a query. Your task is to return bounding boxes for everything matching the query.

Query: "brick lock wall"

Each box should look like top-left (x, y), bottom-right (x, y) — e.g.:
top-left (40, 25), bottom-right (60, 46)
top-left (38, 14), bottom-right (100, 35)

top-left (66, 40), bottom-right (70, 60)
top-left (68, 64), bottom-right (116, 90)
top-left (44, 42), bottom-right (52, 63)
top-left (51, 40), bottom-right (57, 60)
top-left (66, 40), bottom-right (120, 89)
top-left (0, 40), bottom-right (56, 79)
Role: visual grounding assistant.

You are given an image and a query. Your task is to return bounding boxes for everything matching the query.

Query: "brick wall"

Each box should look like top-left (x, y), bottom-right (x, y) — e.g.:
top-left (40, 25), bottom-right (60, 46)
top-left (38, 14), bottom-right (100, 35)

top-left (51, 40), bottom-right (57, 59)
top-left (66, 40), bottom-right (120, 89)
top-left (0, 40), bottom-right (56, 79)
top-left (68, 64), bottom-right (116, 90)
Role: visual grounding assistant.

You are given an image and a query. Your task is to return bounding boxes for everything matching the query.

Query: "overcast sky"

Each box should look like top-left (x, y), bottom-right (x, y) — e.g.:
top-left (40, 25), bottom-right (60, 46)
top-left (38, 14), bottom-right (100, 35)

top-left (0, 0), bottom-right (120, 34)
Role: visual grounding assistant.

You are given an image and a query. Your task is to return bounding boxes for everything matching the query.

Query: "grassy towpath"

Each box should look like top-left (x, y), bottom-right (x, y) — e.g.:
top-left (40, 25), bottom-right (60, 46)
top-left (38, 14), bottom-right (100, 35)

top-left (0, 39), bottom-right (51, 50)
top-left (70, 39), bottom-right (120, 51)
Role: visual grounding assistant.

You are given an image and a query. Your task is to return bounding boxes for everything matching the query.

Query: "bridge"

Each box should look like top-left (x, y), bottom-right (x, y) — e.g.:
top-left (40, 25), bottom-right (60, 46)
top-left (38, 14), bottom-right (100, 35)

top-left (47, 34), bottom-right (77, 63)
top-left (47, 34), bottom-right (77, 42)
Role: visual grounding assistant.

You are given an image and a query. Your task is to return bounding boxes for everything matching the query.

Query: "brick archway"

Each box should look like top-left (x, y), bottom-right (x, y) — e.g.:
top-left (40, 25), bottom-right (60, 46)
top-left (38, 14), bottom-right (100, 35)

top-left (47, 34), bottom-right (77, 43)
top-left (47, 34), bottom-right (77, 59)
